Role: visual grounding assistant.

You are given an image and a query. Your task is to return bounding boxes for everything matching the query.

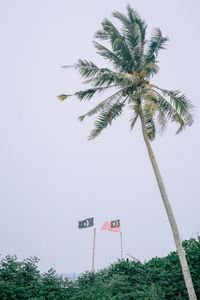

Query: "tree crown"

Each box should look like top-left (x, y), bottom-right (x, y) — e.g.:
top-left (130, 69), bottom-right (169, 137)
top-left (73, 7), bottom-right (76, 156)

top-left (59, 5), bottom-right (193, 141)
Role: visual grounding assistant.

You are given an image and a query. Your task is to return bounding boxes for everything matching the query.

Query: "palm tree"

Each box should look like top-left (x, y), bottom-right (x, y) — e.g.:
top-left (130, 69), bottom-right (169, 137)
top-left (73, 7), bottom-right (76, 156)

top-left (59, 5), bottom-right (196, 299)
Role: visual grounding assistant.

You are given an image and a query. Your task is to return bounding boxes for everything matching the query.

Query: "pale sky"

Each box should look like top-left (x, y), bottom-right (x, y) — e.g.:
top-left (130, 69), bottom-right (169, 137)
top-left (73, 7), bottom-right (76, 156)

top-left (0, 0), bottom-right (199, 274)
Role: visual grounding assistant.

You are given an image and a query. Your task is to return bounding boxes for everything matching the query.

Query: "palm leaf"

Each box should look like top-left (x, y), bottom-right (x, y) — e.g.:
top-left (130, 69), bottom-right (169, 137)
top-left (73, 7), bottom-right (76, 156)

top-left (155, 87), bottom-right (193, 123)
top-left (145, 28), bottom-right (168, 62)
top-left (127, 5), bottom-right (147, 44)
top-left (172, 113), bottom-right (185, 134)
top-left (163, 90), bottom-right (193, 119)
top-left (153, 89), bottom-right (193, 133)
top-left (75, 85), bottom-right (119, 101)
top-left (75, 89), bottom-right (98, 101)
top-left (93, 41), bottom-right (125, 70)
top-left (88, 99), bottom-right (126, 140)
top-left (163, 90), bottom-right (193, 132)
top-left (141, 60), bottom-right (160, 78)
top-left (126, 5), bottom-right (147, 43)
top-left (83, 70), bottom-right (124, 88)
top-left (129, 98), bottom-right (141, 129)
top-left (95, 18), bottom-right (133, 69)
top-left (130, 112), bottom-right (139, 130)
top-left (157, 110), bottom-right (167, 134)
top-left (91, 71), bottom-right (116, 87)
top-left (113, 5), bottom-right (146, 68)
top-left (79, 90), bottom-right (124, 121)
top-left (152, 89), bottom-right (174, 119)
top-left (113, 6), bottom-right (146, 46)
top-left (74, 59), bottom-right (101, 78)
top-left (142, 110), bottom-right (156, 141)
top-left (95, 29), bottom-right (109, 40)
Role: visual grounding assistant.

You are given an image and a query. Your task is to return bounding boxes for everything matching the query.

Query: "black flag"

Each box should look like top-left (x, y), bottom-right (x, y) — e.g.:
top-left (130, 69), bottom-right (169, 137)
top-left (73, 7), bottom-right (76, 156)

top-left (111, 219), bottom-right (120, 228)
top-left (78, 217), bottom-right (94, 229)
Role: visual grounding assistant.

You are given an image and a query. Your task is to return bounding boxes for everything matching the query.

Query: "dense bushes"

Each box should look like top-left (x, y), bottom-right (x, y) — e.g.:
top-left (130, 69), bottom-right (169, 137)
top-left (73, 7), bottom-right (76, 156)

top-left (67, 238), bottom-right (200, 299)
top-left (0, 237), bottom-right (200, 299)
top-left (0, 256), bottom-right (70, 299)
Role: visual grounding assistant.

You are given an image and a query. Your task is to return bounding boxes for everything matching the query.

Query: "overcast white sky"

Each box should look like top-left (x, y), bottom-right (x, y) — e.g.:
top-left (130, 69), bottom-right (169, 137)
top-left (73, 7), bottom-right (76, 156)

top-left (0, 0), bottom-right (200, 274)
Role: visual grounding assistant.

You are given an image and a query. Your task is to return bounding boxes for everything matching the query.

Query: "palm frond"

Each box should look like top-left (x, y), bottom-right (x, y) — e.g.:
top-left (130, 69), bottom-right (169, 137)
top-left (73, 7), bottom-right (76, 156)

top-left (152, 89), bottom-right (174, 119)
top-left (142, 110), bottom-right (156, 141)
top-left (145, 28), bottom-right (168, 62)
top-left (141, 60), bottom-right (160, 78)
top-left (79, 90), bottom-right (123, 121)
top-left (157, 110), bottom-right (167, 134)
top-left (172, 113), bottom-right (185, 134)
top-left (163, 89), bottom-right (193, 132)
top-left (155, 87), bottom-right (193, 121)
top-left (74, 60), bottom-right (100, 78)
top-left (75, 59), bottom-right (122, 84)
top-left (130, 112), bottom-right (139, 130)
top-left (93, 41), bottom-right (124, 70)
top-left (113, 6), bottom-right (146, 45)
top-left (91, 71), bottom-right (116, 87)
top-left (74, 60), bottom-right (127, 87)
top-left (83, 70), bottom-right (124, 88)
top-left (127, 5), bottom-right (147, 42)
top-left (153, 88), bottom-right (193, 133)
top-left (75, 89), bottom-right (98, 101)
top-left (129, 98), bottom-right (141, 129)
top-left (75, 85), bottom-right (118, 101)
top-left (113, 6), bottom-right (147, 69)
top-left (95, 19), bottom-right (133, 70)
top-left (88, 99), bottom-right (126, 140)
top-left (163, 90), bottom-right (193, 118)
top-left (95, 29), bottom-right (109, 40)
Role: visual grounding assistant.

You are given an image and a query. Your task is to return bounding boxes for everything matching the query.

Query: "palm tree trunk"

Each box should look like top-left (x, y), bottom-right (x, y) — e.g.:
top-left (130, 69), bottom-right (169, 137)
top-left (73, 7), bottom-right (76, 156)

top-left (140, 111), bottom-right (197, 300)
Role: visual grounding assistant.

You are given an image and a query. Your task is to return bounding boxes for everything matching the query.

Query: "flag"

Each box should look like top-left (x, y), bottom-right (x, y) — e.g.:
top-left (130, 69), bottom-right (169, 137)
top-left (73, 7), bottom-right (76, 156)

top-left (78, 217), bottom-right (94, 229)
top-left (101, 219), bottom-right (120, 232)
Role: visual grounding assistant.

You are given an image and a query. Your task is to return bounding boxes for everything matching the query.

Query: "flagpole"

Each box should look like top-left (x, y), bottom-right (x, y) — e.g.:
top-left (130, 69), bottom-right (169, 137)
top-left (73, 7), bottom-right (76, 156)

top-left (92, 227), bottom-right (96, 272)
top-left (120, 231), bottom-right (123, 259)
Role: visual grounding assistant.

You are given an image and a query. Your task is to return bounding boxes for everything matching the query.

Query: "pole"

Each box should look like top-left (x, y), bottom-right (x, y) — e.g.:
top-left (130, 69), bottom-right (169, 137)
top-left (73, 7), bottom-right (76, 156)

top-left (120, 231), bottom-right (123, 259)
top-left (92, 227), bottom-right (96, 272)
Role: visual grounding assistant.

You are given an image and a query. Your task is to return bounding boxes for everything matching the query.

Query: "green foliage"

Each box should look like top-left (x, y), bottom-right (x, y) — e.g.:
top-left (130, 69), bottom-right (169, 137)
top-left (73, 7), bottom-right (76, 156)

top-left (66, 237), bottom-right (200, 299)
top-left (0, 237), bottom-right (200, 299)
top-left (0, 256), bottom-right (70, 299)
top-left (88, 99), bottom-right (126, 140)
top-left (145, 28), bottom-right (168, 61)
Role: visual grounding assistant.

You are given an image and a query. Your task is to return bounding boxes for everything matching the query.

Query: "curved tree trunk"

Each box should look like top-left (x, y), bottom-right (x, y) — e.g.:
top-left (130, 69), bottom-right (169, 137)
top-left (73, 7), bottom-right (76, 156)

top-left (140, 112), bottom-right (197, 300)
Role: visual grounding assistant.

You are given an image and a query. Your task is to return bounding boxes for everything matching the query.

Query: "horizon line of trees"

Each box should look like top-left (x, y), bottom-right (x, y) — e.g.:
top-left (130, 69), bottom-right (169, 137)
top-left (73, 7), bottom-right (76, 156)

top-left (0, 236), bottom-right (200, 299)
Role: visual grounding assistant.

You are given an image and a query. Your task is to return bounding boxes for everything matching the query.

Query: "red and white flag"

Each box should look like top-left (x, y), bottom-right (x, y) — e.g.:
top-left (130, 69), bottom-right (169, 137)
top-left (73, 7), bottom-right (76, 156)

top-left (101, 219), bottom-right (120, 232)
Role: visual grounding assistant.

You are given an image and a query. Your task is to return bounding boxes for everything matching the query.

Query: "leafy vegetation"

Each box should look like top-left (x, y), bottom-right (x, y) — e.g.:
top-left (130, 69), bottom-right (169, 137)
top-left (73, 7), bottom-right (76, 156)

top-left (0, 237), bottom-right (200, 299)
top-left (0, 256), bottom-right (70, 299)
